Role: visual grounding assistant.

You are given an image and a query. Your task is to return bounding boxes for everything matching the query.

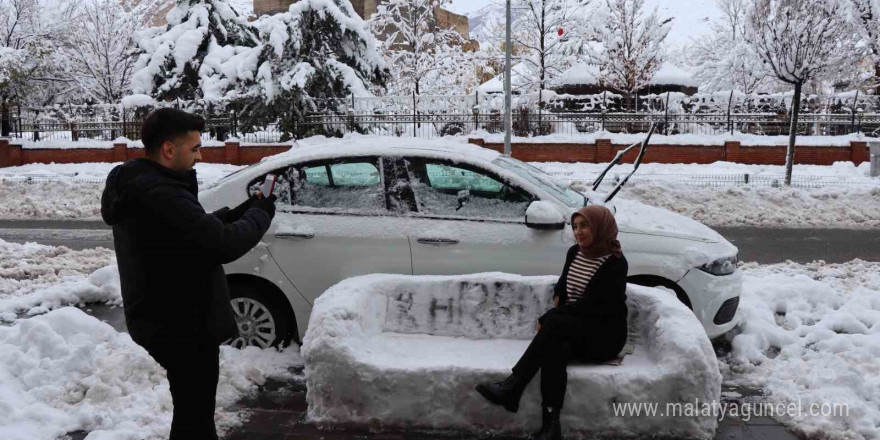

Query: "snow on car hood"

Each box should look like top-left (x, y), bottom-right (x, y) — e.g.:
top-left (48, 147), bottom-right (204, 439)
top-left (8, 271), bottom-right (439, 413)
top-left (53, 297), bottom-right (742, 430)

top-left (606, 198), bottom-right (727, 243)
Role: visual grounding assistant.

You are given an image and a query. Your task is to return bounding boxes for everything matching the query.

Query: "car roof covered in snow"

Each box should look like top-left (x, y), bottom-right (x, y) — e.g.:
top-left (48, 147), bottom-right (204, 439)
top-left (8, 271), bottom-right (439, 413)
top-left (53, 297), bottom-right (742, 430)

top-left (260, 135), bottom-right (502, 168)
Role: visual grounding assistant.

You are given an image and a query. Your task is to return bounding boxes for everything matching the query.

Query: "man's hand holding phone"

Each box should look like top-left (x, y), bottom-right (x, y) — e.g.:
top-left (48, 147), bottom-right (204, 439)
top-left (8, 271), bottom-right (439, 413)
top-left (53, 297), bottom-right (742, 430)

top-left (258, 174), bottom-right (277, 199)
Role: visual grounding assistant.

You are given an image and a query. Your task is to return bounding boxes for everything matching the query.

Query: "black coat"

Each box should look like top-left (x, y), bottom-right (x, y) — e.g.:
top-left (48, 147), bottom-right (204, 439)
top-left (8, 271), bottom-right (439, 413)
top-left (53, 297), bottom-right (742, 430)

top-left (101, 158), bottom-right (272, 346)
top-left (548, 245), bottom-right (629, 355)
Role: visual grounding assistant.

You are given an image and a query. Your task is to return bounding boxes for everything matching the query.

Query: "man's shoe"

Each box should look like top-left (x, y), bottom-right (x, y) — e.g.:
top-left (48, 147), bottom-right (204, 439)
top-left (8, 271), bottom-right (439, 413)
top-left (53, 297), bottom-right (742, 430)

top-left (536, 406), bottom-right (562, 440)
top-left (475, 374), bottom-right (525, 413)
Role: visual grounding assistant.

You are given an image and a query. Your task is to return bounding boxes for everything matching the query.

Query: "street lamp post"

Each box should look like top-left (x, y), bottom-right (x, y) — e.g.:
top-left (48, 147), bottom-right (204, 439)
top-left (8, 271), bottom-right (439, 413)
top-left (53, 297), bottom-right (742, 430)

top-left (504, 0), bottom-right (512, 156)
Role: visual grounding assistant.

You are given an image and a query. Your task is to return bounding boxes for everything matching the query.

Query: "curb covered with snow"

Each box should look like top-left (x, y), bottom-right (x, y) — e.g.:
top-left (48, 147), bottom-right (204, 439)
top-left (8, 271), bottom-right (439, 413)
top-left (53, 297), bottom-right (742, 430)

top-left (302, 274), bottom-right (721, 439)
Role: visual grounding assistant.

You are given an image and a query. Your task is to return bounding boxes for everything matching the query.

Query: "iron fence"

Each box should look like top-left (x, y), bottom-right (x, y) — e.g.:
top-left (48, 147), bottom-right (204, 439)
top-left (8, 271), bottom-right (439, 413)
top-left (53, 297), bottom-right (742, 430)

top-left (4, 109), bottom-right (879, 143)
top-left (299, 111), bottom-right (880, 139)
top-left (551, 172), bottom-right (878, 189)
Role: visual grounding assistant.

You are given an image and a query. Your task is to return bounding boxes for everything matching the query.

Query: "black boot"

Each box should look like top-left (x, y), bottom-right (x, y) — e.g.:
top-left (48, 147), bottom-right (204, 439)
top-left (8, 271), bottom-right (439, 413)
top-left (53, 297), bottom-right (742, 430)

top-left (475, 374), bottom-right (526, 413)
top-left (536, 405), bottom-right (562, 440)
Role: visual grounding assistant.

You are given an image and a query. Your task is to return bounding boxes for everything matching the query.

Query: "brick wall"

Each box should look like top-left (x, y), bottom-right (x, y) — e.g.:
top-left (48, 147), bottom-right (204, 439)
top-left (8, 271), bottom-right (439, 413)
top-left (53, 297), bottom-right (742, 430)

top-left (467, 138), bottom-right (871, 166)
top-left (0, 137), bottom-right (869, 168)
top-left (0, 139), bottom-right (290, 167)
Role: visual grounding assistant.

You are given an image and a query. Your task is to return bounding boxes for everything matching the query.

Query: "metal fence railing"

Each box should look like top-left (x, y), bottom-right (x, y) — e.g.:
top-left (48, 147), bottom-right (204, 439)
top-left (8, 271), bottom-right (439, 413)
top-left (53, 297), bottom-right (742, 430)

top-left (550, 172), bottom-right (878, 189)
top-left (299, 111), bottom-right (880, 139)
top-left (5, 110), bottom-right (880, 143)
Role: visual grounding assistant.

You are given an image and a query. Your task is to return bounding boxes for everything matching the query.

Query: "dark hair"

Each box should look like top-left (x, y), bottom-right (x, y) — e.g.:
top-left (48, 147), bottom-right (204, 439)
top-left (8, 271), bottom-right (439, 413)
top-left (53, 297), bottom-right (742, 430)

top-left (141, 108), bottom-right (205, 155)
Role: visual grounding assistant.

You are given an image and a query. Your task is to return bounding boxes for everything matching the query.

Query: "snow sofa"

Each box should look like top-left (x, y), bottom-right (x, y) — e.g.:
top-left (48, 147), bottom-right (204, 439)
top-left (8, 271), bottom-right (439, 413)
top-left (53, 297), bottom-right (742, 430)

top-left (302, 273), bottom-right (722, 439)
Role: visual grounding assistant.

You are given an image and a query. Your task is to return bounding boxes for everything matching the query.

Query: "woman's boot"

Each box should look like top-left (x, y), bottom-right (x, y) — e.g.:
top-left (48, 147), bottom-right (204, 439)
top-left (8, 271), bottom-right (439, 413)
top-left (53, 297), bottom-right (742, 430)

top-left (536, 406), bottom-right (562, 440)
top-left (475, 374), bottom-right (526, 413)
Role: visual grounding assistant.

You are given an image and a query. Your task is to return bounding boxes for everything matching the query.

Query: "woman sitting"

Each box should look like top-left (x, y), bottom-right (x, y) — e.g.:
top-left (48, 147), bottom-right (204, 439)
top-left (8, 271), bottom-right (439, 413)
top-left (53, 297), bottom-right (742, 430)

top-left (476, 205), bottom-right (629, 440)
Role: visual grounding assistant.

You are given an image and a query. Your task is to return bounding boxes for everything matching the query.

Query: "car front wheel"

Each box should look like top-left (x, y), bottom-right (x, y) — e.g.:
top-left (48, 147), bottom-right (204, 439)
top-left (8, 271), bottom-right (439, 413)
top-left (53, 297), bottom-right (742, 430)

top-left (225, 282), bottom-right (293, 349)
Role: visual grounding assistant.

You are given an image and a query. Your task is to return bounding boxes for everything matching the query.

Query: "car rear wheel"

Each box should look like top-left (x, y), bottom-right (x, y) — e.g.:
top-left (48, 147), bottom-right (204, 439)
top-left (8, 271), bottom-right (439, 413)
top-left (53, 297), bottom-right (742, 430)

top-left (225, 282), bottom-right (293, 349)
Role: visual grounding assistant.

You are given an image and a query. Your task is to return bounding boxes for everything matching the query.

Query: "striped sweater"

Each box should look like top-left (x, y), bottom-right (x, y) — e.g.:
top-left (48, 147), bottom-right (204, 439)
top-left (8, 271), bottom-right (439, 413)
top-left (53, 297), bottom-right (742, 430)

top-left (565, 252), bottom-right (610, 305)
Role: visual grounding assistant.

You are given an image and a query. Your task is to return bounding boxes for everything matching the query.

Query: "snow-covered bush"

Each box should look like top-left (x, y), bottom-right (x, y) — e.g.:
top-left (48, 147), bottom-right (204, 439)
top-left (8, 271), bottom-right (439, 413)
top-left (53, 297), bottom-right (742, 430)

top-left (130, 0), bottom-right (389, 139)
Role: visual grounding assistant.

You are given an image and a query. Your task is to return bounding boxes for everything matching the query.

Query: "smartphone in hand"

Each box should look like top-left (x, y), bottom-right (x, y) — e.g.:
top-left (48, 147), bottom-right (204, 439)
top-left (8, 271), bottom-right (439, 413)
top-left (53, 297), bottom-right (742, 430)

top-left (259, 174), bottom-right (277, 198)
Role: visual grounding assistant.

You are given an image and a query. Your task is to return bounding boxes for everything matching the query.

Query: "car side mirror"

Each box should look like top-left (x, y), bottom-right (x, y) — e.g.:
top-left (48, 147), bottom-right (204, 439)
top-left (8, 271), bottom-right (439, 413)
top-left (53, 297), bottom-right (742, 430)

top-left (525, 201), bottom-right (565, 230)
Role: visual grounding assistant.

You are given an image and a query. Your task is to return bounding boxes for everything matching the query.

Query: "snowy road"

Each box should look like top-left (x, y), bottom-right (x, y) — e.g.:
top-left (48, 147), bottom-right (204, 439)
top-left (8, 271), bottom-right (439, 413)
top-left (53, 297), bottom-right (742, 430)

top-left (0, 220), bottom-right (877, 263)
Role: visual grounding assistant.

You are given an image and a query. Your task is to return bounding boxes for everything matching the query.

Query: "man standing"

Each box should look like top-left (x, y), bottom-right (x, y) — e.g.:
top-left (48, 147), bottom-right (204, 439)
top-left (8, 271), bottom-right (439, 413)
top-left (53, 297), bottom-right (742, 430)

top-left (101, 108), bottom-right (276, 439)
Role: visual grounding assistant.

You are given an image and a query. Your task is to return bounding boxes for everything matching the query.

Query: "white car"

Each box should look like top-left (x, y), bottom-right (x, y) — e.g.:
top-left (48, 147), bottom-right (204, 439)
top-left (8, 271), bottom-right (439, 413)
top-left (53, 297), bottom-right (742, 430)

top-left (199, 137), bottom-right (741, 348)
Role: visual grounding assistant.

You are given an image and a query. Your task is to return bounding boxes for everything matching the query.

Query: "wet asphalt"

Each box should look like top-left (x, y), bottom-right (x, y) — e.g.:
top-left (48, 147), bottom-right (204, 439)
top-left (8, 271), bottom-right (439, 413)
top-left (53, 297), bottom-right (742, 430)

top-left (1, 219), bottom-right (879, 264)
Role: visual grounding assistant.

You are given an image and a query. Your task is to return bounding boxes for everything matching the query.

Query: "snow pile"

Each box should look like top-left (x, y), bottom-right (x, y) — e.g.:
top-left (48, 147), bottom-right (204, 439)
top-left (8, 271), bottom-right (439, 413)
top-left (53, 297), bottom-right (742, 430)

top-left (0, 180), bottom-right (106, 219)
top-left (722, 260), bottom-right (880, 440)
top-left (612, 181), bottom-right (880, 229)
top-left (303, 274), bottom-right (721, 439)
top-left (0, 307), bottom-right (303, 440)
top-left (0, 239), bottom-right (118, 319)
top-left (0, 163), bottom-right (244, 220)
top-left (534, 161), bottom-right (880, 229)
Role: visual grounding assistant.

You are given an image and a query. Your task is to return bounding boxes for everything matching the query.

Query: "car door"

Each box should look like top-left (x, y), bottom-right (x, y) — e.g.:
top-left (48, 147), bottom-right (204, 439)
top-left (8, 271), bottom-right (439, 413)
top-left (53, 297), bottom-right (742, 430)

top-left (387, 156), bottom-right (573, 277)
top-left (262, 156), bottom-right (413, 303)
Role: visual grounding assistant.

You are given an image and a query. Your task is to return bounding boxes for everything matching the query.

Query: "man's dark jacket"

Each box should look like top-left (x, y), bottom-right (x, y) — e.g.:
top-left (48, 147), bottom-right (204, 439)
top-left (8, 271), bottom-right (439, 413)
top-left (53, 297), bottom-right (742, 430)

top-left (101, 158), bottom-right (272, 346)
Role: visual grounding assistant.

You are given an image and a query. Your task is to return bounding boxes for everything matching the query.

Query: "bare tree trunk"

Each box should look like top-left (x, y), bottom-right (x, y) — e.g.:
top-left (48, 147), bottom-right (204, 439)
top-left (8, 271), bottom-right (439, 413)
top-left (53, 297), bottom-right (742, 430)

top-left (875, 63), bottom-right (880, 91)
top-left (1, 98), bottom-right (10, 137)
top-left (785, 82), bottom-right (802, 186)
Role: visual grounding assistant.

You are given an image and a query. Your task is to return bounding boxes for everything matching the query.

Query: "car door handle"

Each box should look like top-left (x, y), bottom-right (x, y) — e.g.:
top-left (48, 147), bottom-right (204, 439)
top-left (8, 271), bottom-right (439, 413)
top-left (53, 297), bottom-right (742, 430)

top-left (274, 232), bottom-right (315, 239)
top-left (417, 238), bottom-right (460, 246)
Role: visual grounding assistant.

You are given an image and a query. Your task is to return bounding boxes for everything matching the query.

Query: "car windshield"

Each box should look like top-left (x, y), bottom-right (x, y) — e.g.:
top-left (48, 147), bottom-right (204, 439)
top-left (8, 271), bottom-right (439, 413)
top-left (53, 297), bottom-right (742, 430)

top-left (492, 156), bottom-right (586, 209)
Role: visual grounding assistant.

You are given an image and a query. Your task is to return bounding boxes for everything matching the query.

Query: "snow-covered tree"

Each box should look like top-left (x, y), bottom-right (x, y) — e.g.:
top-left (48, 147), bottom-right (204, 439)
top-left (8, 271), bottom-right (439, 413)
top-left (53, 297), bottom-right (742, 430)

top-left (843, 0), bottom-right (880, 90)
top-left (131, 0), bottom-right (388, 138)
top-left (594, 0), bottom-right (671, 109)
top-left (129, 0), bottom-right (260, 101)
top-left (509, 0), bottom-right (597, 95)
top-left (0, 0), bottom-right (76, 105)
top-left (241, 0), bottom-right (390, 136)
top-left (745, 0), bottom-right (850, 186)
top-left (477, 0), bottom-right (598, 97)
top-left (61, 0), bottom-right (159, 103)
top-left (689, 0), bottom-right (770, 94)
top-left (369, 0), bottom-right (469, 95)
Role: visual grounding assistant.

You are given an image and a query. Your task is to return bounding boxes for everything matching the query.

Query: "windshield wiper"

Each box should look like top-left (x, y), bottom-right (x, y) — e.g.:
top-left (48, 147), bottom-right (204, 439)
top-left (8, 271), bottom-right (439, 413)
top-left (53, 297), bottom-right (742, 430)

top-left (603, 123), bottom-right (656, 203)
top-left (591, 140), bottom-right (641, 191)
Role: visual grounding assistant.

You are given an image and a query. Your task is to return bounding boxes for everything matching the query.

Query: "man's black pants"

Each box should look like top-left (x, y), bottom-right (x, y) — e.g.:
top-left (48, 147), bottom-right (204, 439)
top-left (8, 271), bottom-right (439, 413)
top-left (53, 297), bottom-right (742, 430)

top-left (144, 332), bottom-right (221, 440)
top-left (512, 308), bottom-right (619, 409)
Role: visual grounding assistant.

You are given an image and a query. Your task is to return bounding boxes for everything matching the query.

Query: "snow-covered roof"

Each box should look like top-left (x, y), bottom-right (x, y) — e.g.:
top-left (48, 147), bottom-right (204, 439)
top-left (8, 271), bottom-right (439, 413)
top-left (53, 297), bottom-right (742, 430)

top-left (276, 135), bottom-right (502, 165)
top-left (552, 62), bottom-right (601, 86)
top-left (649, 62), bottom-right (698, 87)
top-left (476, 62), bottom-right (535, 94)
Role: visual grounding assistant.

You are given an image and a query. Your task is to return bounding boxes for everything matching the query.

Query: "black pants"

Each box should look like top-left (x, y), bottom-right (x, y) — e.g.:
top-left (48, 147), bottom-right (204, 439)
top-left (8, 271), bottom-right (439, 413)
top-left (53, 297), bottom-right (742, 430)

top-left (143, 332), bottom-right (221, 440)
top-left (512, 308), bottom-right (620, 409)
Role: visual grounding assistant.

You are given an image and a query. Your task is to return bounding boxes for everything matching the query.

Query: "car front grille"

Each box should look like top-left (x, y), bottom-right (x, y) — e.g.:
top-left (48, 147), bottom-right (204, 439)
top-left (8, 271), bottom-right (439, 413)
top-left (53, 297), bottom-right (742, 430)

top-left (713, 297), bottom-right (740, 325)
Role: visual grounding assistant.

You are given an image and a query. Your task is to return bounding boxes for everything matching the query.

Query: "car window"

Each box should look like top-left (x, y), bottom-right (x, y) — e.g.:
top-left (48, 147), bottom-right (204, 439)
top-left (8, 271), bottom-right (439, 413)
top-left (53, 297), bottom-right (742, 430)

top-left (407, 159), bottom-right (532, 220)
top-left (493, 156), bottom-right (586, 209)
top-left (292, 159), bottom-right (386, 213)
top-left (329, 163), bottom-right (381, 186)
top-left (425, 164), bottom-right (504, 193)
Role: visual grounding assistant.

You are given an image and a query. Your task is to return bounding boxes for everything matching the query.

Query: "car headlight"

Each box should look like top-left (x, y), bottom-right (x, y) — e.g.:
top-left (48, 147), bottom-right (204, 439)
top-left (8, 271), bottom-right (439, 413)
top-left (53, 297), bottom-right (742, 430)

top-left (698, 256), bottom-right (738, 276)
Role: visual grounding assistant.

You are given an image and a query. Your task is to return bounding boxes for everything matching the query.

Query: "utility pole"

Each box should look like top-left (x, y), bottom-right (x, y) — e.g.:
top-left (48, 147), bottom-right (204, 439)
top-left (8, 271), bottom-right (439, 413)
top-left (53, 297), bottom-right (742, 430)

top-left (504, 0), bottom-right (512, 156)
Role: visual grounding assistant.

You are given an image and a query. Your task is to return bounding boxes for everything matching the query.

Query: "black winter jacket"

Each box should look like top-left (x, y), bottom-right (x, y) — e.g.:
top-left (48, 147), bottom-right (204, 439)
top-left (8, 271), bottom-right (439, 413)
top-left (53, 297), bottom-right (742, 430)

top-left (550, 245), bottom-right (629, 352)
top-left (101, 158), bottom-right (272, 346)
